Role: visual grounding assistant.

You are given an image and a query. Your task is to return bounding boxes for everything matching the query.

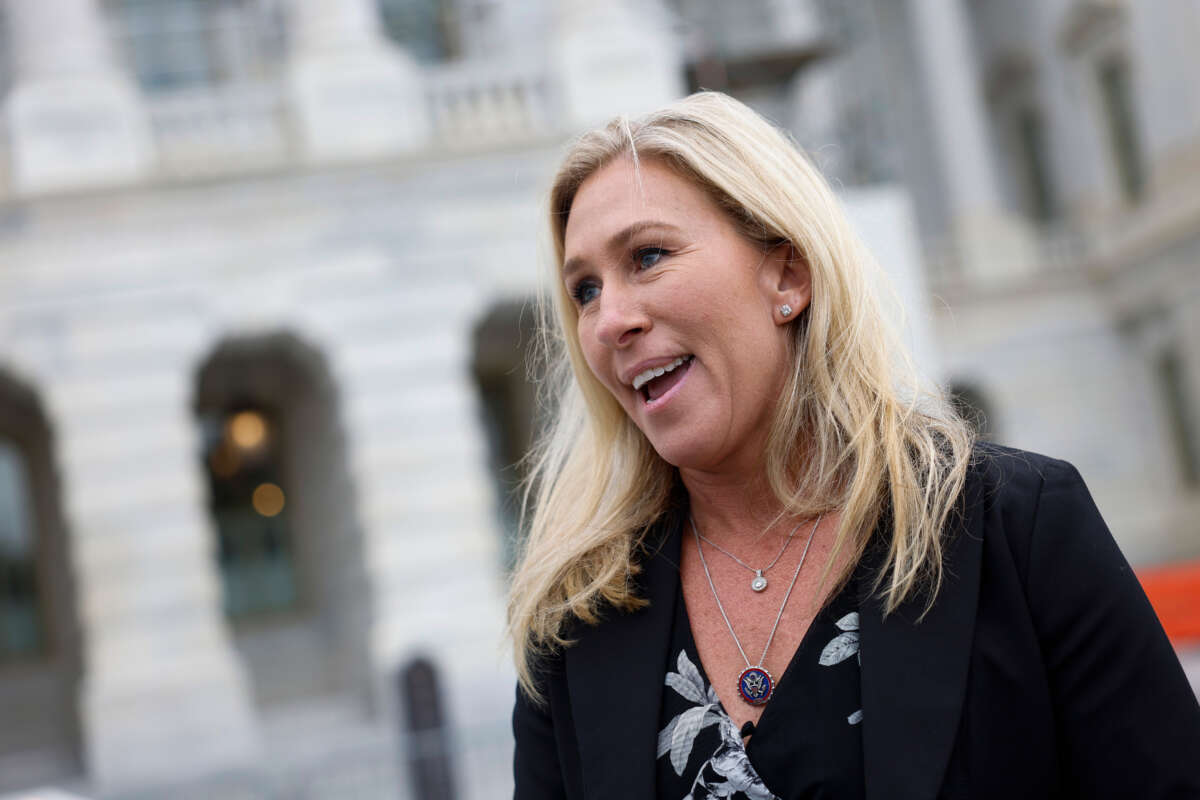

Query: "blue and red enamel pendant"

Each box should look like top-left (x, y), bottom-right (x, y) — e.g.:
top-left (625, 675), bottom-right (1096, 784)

top-left (737, 666), bottom-right (775, 705)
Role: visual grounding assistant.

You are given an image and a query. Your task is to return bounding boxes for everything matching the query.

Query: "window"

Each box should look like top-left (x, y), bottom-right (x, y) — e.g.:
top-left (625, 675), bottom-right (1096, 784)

top-left (1014, 106), bottom-right (1056, 222)
top-left (0, 438), bottom-right (41, 661)
top-left (1058, 1), bottom-right (1142, 209)
top-left (200, 406), bottom-right (297, 618)
top-left (377, 0), bottom-right (454, 63)
top-left (1096, 56), bottom-right (1144, 203)
top-left (1157, 347), bottom-right (1199, 488)
top-left (472, 301), bottom-right (540, 569)
top-left (194, 333), bottom-right (369, 708)
top-left (0, 371), bottom-right (81, 784)
top-left (107, 0), bottom-right (286, 91)
top-left (948, 382), bottom-right (995, 442)
top-left (984, 54), bottom-right (1057, 224)
top-left (399, 656), bottom-right (457, 800)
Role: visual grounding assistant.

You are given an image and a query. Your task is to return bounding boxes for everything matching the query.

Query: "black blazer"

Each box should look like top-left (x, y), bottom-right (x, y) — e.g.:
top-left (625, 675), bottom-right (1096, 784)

top-left (512, 447), bottom-right (1200, 799)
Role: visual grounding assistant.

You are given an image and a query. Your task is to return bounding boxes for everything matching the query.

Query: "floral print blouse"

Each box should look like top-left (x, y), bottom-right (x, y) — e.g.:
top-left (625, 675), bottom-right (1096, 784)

top-left (655, 573), bottom-right (865, 799)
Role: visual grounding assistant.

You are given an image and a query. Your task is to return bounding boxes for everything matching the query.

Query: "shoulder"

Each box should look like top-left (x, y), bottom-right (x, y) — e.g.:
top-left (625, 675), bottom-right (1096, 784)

top-left (952, 442), bottom-right (1134, 609)
top-left (966, 442), bottom-right (1088, 507)
top-left (961, 443), bottom-right (1097, 550)
top-left (959, 443), bottom-right (1148, 643)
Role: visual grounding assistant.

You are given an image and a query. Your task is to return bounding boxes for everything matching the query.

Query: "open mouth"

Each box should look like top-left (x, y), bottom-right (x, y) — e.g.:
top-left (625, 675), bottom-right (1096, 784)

top-left (634, 355), bottom-right (694, 403)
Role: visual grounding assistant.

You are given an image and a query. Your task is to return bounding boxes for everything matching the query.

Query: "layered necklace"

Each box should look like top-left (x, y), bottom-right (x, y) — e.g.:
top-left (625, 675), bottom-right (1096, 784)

top-left (694, 518), bottom-right (803, 592)
top-left (690, 514), bottom-right (823, 706)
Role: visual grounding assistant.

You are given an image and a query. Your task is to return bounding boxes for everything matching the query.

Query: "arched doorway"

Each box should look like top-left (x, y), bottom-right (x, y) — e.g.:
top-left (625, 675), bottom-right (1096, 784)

top-left (193, 332), bottom-right (371, 711)
top-left (0, 369), bottom-right (81, 791)
top-left (471, 300), bottom-right (540, 569)
top-left (947, 380), bottom-right (997, 442)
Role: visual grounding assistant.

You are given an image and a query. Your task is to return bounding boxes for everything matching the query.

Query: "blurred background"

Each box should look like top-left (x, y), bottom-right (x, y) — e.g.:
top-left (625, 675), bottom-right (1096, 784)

top-left (0, 0), bottom-right (1197, 798)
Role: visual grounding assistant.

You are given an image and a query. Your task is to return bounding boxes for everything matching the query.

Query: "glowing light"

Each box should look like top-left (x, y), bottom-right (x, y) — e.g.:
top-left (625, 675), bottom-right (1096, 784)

top-left (228, 411), bottom-right (267, 451)
top-left (252, 483), bottom-right (285, 517)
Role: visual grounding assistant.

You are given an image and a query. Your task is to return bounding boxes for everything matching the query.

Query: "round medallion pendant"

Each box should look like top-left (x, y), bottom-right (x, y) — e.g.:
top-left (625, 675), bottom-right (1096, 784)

top-left (737, 666), bottom-right (774, 705)
top-left (751, 572), bottom-right (768, 592)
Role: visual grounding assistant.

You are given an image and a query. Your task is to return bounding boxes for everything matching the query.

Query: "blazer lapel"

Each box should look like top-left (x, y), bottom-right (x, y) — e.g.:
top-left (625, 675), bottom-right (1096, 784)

top-left (564, 515), bottom-right (682, 800)
top-left (859, 476), bottom-right (986, 800)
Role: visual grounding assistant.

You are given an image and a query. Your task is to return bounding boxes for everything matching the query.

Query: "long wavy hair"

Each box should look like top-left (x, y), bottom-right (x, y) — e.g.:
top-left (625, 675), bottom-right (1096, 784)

top-left (509, 92), bottom-right (974, 698)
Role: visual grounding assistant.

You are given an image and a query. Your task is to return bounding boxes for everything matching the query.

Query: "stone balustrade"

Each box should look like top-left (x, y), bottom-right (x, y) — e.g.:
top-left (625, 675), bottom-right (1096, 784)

top-left (146, 81), bottom-right (289, 177)
top-left (424, 60), bottom-right (557, 149)
top-left (23, 59), bottom-right (561, 186)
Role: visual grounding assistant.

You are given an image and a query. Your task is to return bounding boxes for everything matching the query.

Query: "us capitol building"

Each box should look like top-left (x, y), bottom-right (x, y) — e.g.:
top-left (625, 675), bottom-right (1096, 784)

top-left (0, 1), bottom-right (1196, 798)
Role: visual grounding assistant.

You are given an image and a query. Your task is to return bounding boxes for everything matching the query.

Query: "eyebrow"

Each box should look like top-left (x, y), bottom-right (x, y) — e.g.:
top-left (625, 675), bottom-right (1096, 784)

top-left (562, 220), bottom-right (683, 279)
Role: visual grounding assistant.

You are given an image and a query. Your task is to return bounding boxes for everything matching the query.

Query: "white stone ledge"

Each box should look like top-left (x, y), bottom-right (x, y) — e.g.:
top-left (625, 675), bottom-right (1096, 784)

top-left (56, 423), bottom-right (197, 475)
top-left (366, 522), bottom-right (499, 577)
top-left (356, 473), bottom-right (491, 516)
top-left (78, 565), bottom-right (219, 627)
top-left (344, 383), bottom-right (479, 436)
top-left (45, 370), bottom-right (185, 419)
top-left (348, 432), bottom-right (481, 477)
top-left (63, 467), bottom-right (205, 519)
top-left (71, 514), bottom-right (212, 570)
top-left (332, 333), bottom-right (467, 383)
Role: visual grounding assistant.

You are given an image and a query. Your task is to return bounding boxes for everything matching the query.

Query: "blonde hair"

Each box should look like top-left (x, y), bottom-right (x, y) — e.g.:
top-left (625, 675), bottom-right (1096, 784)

top-left (509, 92), bottom-right (973, 698)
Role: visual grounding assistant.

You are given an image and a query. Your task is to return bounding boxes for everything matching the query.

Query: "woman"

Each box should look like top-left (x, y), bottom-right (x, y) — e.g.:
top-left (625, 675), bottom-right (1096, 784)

top-left (508, 92), bottom-right (1200, 799)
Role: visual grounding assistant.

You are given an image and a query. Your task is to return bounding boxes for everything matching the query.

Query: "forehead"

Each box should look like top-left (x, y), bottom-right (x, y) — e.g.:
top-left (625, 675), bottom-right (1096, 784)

top-left (562, 157), bottom-right (725, 259)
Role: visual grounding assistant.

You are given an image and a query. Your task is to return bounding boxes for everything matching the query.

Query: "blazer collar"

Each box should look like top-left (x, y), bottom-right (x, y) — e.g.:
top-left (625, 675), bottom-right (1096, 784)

top-left (564, 512), bottom-right (683, 800)
top-left (859, 474), bottom-right (986, 800)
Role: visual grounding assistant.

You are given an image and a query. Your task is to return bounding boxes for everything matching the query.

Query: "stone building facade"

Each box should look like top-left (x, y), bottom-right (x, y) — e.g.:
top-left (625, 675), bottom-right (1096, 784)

top-left (0, 1), bottom-right (1195, 798)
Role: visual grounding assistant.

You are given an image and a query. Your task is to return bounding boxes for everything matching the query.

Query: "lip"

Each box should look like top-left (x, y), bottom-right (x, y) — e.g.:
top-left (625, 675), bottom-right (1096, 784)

top-left (621, 354), bottom-right (693, 387)
top-left (640, 357), bottom-right (693, 412)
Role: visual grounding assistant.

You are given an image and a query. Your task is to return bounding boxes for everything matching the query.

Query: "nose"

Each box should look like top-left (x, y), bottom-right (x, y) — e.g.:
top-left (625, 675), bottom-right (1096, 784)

top-left (591, 283), bottom-right (650, 350)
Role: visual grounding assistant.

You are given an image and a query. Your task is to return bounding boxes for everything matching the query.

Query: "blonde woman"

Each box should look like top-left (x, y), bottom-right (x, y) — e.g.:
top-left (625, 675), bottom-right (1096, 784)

top-left (509, 92), bottom-right (1200, 800)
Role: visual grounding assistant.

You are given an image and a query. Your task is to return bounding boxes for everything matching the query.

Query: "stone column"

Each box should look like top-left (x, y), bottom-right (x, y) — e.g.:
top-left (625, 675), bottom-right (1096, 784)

top-left (2, 0), bottom-right (154, 195)
top-left (550, 0), bottom-right (685, 128)
top-left (287, 0), bottom-right (430, 163)
top-left (47, 360), bottom-right (260, 792)
top-left (906, 0), bottom-right (1034, 281)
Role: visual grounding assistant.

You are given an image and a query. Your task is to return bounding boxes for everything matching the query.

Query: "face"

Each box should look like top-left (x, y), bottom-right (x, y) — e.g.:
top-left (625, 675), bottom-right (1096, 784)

top-left (562, 157), bottom-right (811, 478)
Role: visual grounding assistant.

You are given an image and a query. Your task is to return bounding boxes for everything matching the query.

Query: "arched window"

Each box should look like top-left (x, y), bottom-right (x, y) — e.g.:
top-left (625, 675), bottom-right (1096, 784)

top-left (398, 656), bottom-right (457, 800)
top-left (985, 54), bottom-right (1058, 224)
top-left (1060, 2), bottom-right (1145, 206)
top-left (948, 381), bottom-right (996, 442)
top-left (0, 438), bottom-right (40, 659)
top-left (471, 301), bottom-right (540, 569)
top-left (1156, 345), bottom-right (1199, 488)
top-left (199, 404), bottom-right (296, 618)
top-left (377, 0), bottom-right (455, 62)
top-left (1095, 55), bottom-right (1144, 203)
top-left (0, 370), bottom-right (81, 789)
top-left (194, 333), bottom-right (370, 708)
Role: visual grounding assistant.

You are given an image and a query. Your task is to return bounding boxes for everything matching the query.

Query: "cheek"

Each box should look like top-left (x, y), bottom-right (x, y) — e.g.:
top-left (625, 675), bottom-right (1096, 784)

top-left (577, 324), bottom-right (613, 388)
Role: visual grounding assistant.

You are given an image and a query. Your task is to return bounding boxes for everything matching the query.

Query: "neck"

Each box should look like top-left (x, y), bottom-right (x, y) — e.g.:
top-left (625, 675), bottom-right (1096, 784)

top-left (679, 465), bottom-right (789, 544)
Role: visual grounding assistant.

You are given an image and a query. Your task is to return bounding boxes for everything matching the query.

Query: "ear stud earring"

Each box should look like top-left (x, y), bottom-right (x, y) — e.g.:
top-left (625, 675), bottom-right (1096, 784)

top-left (780, 304), bottom-right (793, 318)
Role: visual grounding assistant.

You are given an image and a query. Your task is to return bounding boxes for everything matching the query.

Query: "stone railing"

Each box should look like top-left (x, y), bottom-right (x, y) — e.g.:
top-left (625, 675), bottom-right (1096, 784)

top-left (139, 58), bottom-right (558, 177)
top-left (423, 60), bottom-right (558, 149)
top-left (146, 81), bottom-right (290, 177)
top-left (925, 225), bottom-right (1090, 288)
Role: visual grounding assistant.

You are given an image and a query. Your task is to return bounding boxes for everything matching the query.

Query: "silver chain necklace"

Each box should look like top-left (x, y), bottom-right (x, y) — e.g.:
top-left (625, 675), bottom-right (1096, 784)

top-left (690, 514), bottom-right (823, 706)
top-left (695, 518), bottom-right (803, 592)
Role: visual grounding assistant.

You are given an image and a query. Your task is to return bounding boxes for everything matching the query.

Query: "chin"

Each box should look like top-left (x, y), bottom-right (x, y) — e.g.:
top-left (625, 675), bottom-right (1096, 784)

top-left (644, 436), bottom-right (718, 472)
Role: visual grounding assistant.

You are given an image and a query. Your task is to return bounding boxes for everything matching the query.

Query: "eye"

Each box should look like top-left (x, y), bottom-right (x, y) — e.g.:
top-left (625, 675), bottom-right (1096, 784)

top-left (571, 279), bottom-right (600, 306)
top-left (634, 247), bottom-right (667, 270)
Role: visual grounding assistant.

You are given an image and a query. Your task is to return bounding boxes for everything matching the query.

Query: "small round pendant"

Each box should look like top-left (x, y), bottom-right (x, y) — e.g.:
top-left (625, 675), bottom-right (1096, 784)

top-left (737, 666), bottom-right (774, 705)
top-left (750, 573), bottom-right (768, 592)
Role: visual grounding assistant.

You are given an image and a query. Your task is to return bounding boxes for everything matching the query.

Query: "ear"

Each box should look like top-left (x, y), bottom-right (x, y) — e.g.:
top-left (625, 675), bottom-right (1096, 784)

top-left (760, 242), bottom-right (812, 325)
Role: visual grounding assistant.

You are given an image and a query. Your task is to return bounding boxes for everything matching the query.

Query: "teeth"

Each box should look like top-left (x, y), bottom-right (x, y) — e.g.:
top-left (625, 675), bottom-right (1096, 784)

top-left (632, 356), bottom-right (689, 391)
